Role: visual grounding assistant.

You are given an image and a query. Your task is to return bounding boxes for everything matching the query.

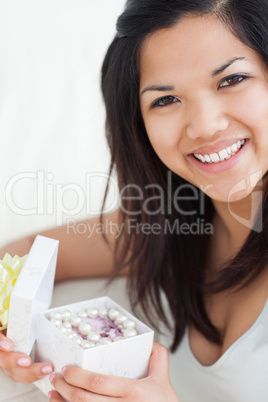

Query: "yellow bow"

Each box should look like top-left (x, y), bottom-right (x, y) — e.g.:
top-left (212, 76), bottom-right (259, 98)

top-left (0, 254), bottom-right (27, 330)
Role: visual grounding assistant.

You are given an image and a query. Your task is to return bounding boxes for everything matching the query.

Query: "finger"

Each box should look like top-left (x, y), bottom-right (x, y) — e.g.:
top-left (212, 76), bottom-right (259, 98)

top-left (0, 350), bottom-right (32, 370)
top-left (148, 342), bottom-right (170, 378)
top-left (48, 390), bottom-right (64, 401)
top-left (1, 360), bottom-right (54, 383)
top-left (0, 332), bottom-right (13, 352)
top-left (26, 361), bottom-right (54, 378)
top-left (62, 365), bottom-right (138, 397)
top-left (0, 348), bottom-right (53, 374)
top-left (50, 373), bottom-right (120, 402)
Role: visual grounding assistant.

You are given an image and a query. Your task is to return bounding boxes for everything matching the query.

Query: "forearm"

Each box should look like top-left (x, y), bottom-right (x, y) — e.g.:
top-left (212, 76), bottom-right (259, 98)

top-left (0, 209), bottom-right (123, 282)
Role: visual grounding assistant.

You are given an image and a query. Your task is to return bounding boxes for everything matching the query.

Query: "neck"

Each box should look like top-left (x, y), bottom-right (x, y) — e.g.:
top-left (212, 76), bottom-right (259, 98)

top-left (209, 183), bottom-right (264, 272)
top-left (212, 196), bottom-right (254, 247)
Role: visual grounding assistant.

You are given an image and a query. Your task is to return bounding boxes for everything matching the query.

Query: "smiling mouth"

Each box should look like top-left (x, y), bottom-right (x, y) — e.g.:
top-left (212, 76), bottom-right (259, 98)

top-left (192, 139), bottom-right (246, 163)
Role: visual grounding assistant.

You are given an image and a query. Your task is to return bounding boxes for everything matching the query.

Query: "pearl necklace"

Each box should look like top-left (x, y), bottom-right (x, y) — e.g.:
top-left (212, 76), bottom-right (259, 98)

top-left (48, 307), bottom-right (137, 349)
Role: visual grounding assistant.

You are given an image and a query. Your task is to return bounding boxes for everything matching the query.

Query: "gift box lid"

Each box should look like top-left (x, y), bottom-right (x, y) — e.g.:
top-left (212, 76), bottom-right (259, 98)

top-left (7, 235), bottom-right (59, 355)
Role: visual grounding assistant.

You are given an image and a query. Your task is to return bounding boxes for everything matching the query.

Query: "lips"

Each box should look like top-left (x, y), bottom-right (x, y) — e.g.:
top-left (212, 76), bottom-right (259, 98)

top-left (189, 138), bottom-right (247, 163)
top-left (188, 138), bottom-right (249, 174)
top-left (193, 139), bottom-right (246, 163)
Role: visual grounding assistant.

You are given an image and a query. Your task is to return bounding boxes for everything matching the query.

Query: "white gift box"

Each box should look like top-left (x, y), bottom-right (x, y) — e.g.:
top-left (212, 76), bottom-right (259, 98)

top-left (6, 235), bottom-right (154, 395)
top-left (7, 235), bottom-right (59, 355)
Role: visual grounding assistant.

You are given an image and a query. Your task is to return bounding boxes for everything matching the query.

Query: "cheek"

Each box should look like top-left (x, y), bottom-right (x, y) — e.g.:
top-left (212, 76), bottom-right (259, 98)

top-left (144, 114), bottom-right (183, 153)
top-left (230, 84), bottom-right (268, 131)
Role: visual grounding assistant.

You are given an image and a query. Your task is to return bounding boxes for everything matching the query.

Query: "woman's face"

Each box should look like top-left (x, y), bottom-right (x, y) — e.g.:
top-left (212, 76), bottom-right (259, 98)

top-left (139, 16), bottom-right (268, 203)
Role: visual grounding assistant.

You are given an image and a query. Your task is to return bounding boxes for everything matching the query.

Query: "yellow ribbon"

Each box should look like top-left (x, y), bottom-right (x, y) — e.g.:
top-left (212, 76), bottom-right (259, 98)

top-left (0, 254), bottom-right (27, 330)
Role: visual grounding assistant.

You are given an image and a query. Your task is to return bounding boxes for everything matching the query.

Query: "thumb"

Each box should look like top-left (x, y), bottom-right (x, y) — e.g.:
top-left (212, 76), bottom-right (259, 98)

top-left (0, 332), bottom-right (13, 352)
top-left (148, 342), bottom-right (170, 378)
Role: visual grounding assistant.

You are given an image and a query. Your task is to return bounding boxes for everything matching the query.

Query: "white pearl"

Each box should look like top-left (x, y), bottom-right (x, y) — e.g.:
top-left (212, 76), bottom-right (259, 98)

top-left (73, 335), bottom-right (83, 345)
top-left (108, 308), bottom-right (120, 321)
top-left (115, 314), bottom-right (127, 324)
top-left (99, 337), bottom-right (112, 345)
top-left (81, 340), bottom-right (96, 349)
top-left (60, 310), bottom-right (71, 321)
top-left (66, 328), bottom-right (73, 334)
top-left (123, 319), bottom-right (136, 329)
top-left (87, 332), bottom-right (101, 343)
top-left (123, 328), bottom-right (137, 338)
top-left (78, 309), bottom-right (88, 318)
top-left (71, 315), bottom-right (82, 327)
top-left (87, 307), bottom-right (99, 318)
top-left (50, 311), bottom-right (61, 320)
top-left (50, 318), bottom-right (61, 327)
top-left (99, 308), bottom-right (109, 318)
top-left (63, 321), bottom-right (72, 329)
top-left (58, 325), bottom-right (67, 334)
top-left (113, 336), bottom-right (125, 342)
top-left (78, 321), bottom-right (92, 335)
top-left (67, 332), bottom-right (74, 340)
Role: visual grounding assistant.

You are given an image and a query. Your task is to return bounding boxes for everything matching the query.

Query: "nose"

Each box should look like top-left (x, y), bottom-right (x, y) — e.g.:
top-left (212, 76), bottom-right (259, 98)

top-left (185, 98), bottom-right (229, 140)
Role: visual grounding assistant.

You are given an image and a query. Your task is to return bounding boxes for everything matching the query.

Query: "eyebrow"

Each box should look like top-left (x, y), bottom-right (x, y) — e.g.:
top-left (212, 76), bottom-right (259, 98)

top-left (140, 85), bottom-right (174, 96)
top-left (211, 56), bottom-right (246, 77)
top-left (140, 56), bottom-right (247, 96)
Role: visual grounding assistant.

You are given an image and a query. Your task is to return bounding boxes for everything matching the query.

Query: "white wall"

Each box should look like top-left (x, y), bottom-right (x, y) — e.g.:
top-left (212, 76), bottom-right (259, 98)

top-left (0, 0), bottom-right (126, 247)
top-left (0, 5), bottom-right (182, 394)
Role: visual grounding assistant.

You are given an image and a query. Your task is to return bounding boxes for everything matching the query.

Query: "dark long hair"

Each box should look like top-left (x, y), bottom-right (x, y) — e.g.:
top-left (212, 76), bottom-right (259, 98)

top-left (101, 0), bottom-right (268, 351)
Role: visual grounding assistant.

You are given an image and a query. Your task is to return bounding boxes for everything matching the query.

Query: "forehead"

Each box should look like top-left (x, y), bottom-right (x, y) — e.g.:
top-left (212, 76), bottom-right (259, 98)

top-left (139, 15), bottom-right (260, 86)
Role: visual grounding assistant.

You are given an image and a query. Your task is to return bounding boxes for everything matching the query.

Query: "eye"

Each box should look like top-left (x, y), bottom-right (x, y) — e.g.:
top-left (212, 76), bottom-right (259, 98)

top-left (151, 95), bottom-right (180, 108)
top-left (218, 74), bottom-right (250, 89)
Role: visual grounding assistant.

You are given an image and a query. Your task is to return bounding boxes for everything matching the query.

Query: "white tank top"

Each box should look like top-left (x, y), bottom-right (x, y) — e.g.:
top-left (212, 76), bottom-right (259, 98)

top-left (173, 299), bottom-right (268, 401)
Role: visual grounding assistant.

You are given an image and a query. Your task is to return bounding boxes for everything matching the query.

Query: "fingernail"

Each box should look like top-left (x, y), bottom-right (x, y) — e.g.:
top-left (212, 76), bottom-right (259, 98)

top-left (41, 366), bottom-right (53, 374)
top-left (48, 391), bottom-right (53, 398)
top-left (61, 365), bottom-right (67, 374)
top-left (49, 373), bottom-right (56, 383)
top-left (0, 340), bottom-right (11, 350)
top-left (17, 358), bottom-right (31, 367)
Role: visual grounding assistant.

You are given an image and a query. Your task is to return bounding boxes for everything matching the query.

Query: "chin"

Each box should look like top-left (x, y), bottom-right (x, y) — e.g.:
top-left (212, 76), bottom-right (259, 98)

top-left (203, 186), bottom-right (257, 204)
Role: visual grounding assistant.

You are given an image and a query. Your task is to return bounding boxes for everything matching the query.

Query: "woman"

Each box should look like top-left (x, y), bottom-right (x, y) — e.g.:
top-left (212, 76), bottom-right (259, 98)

top-left (1, 0), bottom-right (268, 400)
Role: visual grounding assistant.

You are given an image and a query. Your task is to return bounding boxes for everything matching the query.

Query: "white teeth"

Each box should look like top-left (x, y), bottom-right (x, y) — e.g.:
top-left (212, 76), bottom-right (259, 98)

top-left (231, 143), bottom-right (238, 153)
top-left (210, 153), bottom-right (220, 162)
top-left (218, 149), bottom-right (228, 161)
top-left (193, 139), bottom-right (246, 164)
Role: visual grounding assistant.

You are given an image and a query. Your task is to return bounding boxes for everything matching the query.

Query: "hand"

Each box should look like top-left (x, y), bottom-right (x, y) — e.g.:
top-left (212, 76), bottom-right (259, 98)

top-left (48, 342), bottom-right (179, 401)
top-left (0, 331), bottom-right (54, 383)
